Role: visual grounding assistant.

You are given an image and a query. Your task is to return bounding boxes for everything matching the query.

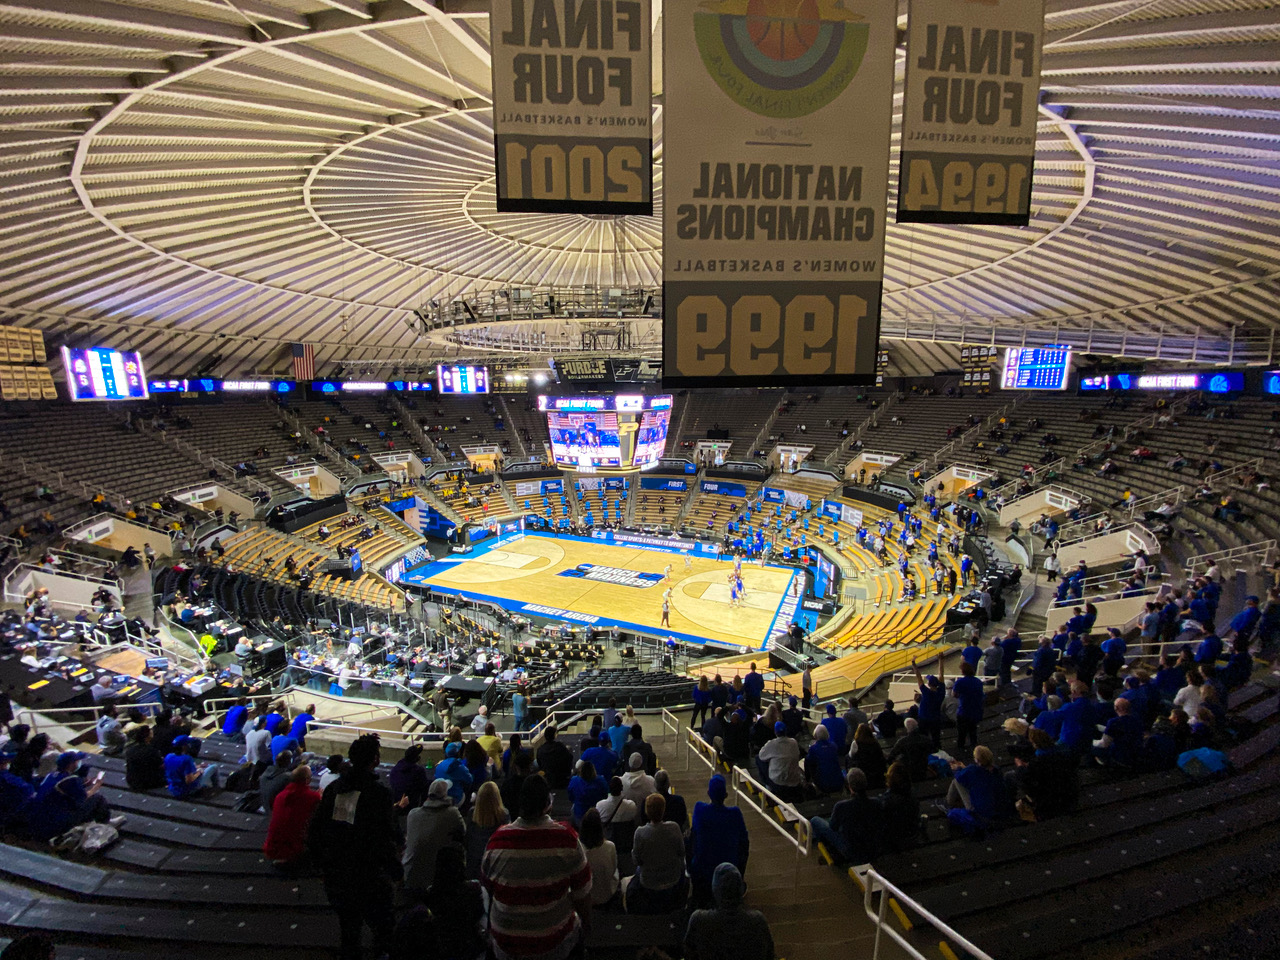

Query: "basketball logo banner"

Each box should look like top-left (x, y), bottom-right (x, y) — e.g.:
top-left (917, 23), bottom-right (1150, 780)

top-left (898, 0), bottom-right (1045, 225)
top-left (662, 0), bottom-right (894, 386)
top-left (490, 0), bottom-right (653, 214)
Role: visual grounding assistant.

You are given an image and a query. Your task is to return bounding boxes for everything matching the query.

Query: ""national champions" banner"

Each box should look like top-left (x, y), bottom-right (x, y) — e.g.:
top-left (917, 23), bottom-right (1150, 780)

top-left (897, 0), bottom-right (1045, 225)
top-left (661, 0), bottom-right (894, 386)
top-left (490, 0), bottom-right (653, 214)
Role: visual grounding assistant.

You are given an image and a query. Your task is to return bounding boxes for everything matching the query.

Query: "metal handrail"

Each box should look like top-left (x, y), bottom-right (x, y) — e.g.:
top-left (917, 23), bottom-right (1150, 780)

top-left (1184, 538), bottom-right (1277, 578)
top-left (862, 867), bottom-right (996, 960)
top-left (729, 765), bottom-right (812, 856)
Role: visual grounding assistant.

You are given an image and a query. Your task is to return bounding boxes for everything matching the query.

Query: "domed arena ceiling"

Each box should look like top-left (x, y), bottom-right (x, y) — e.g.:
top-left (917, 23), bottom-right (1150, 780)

top-left (0, 0), bottom-right (1276, 376)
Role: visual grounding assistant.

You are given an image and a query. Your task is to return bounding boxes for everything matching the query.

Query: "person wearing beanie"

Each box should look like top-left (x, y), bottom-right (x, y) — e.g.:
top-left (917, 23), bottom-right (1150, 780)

top-left (820, 703), bottom-right (848, 753)
top-left (403, 777), bottom-right (466, 897)
top-left (757, 721), bottom-right (803, 801)
top-left (688, 776), bottom-right (749, 908)
top-left (434, 741), bottom-right (474, 807)
top-left (25, 751), bottom-right (117, 841)
top-left (684, 863), bottom-right (774, 960)
top-left (620, 752), bottom-right (656, 810)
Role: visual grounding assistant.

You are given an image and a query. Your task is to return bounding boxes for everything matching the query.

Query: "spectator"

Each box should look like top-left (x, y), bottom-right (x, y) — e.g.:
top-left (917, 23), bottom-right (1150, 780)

top-left (999, 629), bottom-right (1023, 687)
top-left (582, 734), bottom-right (619, 782)
top-left (288, 704), bottom-right (315, 753)
top-left (0, 752), bottom-right (34, 834)
top-left (1092, 697), bottom-right (1143, 769)
top-left (389, 744), bottom-right (432, 810)
top-left (258, 750), bottom-right (295, 819)
top-left (124, 725), bottom-right (166, 792)
top-left (879, 762), bottom-right (921, 851)
top-left (263, 765), bottom-right (321, 867)
top-left (620, 752), bottom-right (656, 810)
top-left (318, 754), bottom-right (345, 792)
top-left (501, 733), bottom-right (530, 776)
top-left (465, 781), bottom-right (509, 881)
top-left (684, 863), bottom-right (774, 960)
top-left (568, 761), bottom-right (608, 822)
top-left (25, 751), bottom-right (117, 841)
top-left (95, 705), bottom-right (125, 756)
top-left (434, 741), bottom-right (474, 808)
top-left (886, 717), bottom-right (933, 782)
top-left (481, 775), bottom-right (592, 960)
top-left (821, 703), bottom-right (849, 752)
top-left (165, 736), bottom-right (219, 798)
top-left (952, 662), bottom-right (986, 755)
top-left (757, 721), bottom-right (803, 802)
top-left (404, 777), bottom-right (467, 898)
top-left (221, 698), bottom-right (249, 741)
top-left (847, 722), bottom-right (887, 788)
top-left (409, 847), bottom-right (486, 960)
top-left (803, 724), bottom-right (844, 794)
top-left (653, 769), bottom-right (688, 833)
top-left (872, 700), bottom-right (902, 740)
top-left (596, 776), bottom-right (639, 834)
top-left (243, 717), bottom-right (273, 779)
top-left (689, 775), bottom-right (750, 908)
top-left (692, 676), bottom-right (713, 729)
top-left (536, 725), bottom-right (573, 788)
top-left (309, 735), bottom-right (403, 960)
top-left (912, 660), bottom-right (945, 748)
top-left (626, 793), bottom-right (688, 913)
top-left (945, 746), bottom-right (1006, 837)
top-left (623, 723), bottom-right (657, 776)
top-left (579, 807), bottom-right (621, 908)
top-left (980, 636), bottom-right (1003, 678)
top-left (810, 768), bottom-right (883, 863)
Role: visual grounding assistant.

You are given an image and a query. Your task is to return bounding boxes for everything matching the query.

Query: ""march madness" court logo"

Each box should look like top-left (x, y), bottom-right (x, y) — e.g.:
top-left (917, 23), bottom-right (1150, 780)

top-left (694, 0), bottom-right (870, 118)
top-left (559, 564), bottom-right (665, 588)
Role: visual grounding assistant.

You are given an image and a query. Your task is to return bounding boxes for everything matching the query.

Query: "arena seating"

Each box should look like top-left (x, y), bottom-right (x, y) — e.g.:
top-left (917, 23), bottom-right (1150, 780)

top-left (675, 390), bottom-right (778, 458)
top-left (631, 488), bottom-right (689, 529)
top-left (682, 482), bottom-right (759, 537)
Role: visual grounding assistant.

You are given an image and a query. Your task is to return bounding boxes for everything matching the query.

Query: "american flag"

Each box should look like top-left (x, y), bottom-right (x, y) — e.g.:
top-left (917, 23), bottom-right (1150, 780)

top-left (290, 343), bottom-right (314, 381)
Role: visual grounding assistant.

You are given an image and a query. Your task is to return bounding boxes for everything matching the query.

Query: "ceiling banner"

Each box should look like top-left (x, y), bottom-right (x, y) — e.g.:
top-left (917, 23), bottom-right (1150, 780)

top-left (490, 0), bottom-right (653, 214)
top-left (897, 0), bottom-right (1045, 225)
top-left (661, 0), bottom-right (894, 387)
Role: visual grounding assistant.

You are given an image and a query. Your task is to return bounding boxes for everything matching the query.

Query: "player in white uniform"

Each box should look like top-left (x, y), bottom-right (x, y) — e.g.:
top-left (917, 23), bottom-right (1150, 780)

top-left (684, 552), bottom-right (693, 570)
top-left (663, 563), bottom-right (673, 582)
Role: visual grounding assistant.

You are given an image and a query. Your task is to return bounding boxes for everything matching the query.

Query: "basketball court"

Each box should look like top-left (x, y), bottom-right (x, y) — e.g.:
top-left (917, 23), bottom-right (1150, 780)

top-left (399, 531), bottom-right (800, 651)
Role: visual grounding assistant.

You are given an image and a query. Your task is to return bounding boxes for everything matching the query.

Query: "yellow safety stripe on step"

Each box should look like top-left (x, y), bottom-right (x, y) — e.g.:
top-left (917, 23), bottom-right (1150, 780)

top-left (889, 897), bottom-right (913, 931)
top-left (938, 941), bottom-right (960, 960)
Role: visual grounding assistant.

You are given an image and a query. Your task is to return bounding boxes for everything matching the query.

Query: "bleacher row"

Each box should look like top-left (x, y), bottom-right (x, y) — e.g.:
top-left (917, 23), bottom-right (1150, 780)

top-left (693, 656), bottom-right (1280, 960)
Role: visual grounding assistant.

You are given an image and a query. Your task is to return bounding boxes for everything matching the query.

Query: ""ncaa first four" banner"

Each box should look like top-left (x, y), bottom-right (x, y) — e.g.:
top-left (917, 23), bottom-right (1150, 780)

top-left (661, 0), bottom-right (894, 386)
top-left (491, 0), bottom-right (653, 214)
top-left (898, 0), bottom-right (1045, 225)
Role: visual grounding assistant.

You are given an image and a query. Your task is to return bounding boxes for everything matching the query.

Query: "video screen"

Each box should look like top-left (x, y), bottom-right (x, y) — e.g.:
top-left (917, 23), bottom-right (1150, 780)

top-left (1002, 345), bottom-right (1071, 391)
top-left (437, 364), bottom-right (488, 394)
top-left (547, 411), bottom-right (622, 466)
top-left (63, 346), bottom-right (148, 401)
top-left (632, 409), bottom-right (670, 467)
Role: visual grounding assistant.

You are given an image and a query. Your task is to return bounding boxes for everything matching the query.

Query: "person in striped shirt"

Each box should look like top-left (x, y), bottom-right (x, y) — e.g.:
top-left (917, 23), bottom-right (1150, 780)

top-left (482, 775), bottom-right (592, 960)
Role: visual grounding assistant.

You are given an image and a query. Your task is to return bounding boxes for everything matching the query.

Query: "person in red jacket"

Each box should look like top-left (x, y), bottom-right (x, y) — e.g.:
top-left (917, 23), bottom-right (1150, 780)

top-left (263, 765), bottom-right (321, 866)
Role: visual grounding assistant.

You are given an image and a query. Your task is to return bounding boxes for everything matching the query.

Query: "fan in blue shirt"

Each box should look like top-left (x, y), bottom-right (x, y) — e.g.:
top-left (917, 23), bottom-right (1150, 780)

top-left (1055, 684), bottom-right (1095, 751)
top-left (263, 711), bottom-right (285, 735)
top-left (221, 702), bottom-right (248, 739)
top-left (270, 732), bottom-right (299, 763)
top-left (820, 706), bottom-right (848, 753)
top-left (288, 708), bottom-right (315, 750)
top-left (1194, 632), bottom-right (1223, 664)
top-left (581, 739), bottom-right (619, 781)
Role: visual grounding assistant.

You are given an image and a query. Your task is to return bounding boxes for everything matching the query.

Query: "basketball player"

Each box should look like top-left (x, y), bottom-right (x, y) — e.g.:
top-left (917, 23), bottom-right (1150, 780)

top-left (684, 551), bottom-right (693, 570)
top-left (660, 597), bottom-right (670, 626)
top-left (735, 574), bottom-right (747, 599)
top-left (729, 578), bottom-right (739, 609)
top-left (663, 562), bottom-right (673, 581)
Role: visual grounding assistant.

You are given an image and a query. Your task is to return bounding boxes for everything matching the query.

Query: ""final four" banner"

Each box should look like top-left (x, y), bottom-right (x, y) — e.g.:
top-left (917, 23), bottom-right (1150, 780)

top-left (661, 0), bottom-right (895, 386)
top-left (490, 0), bottom-right (653, 214)
top-left (897, 0), bottom-right (1045, 225)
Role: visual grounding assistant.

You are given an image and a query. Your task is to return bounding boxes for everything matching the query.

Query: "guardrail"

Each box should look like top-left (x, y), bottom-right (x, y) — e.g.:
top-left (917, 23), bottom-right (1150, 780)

top-left (1184, 538), bottom-right (1277, 579)
top-left (861, 867), bottom-right (995, 960)
top-left (729, 765), bottom-right (812, 860)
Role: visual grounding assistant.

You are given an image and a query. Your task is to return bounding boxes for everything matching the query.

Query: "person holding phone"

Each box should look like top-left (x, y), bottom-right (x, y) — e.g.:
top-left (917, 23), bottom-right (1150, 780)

top-left (25, 752), bottom-right (120, 840)
top-left (165, 737), bottom-right (220, 798)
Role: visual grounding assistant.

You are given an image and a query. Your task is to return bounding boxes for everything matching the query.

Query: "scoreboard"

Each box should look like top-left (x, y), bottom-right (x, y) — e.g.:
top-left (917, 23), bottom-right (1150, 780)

top-left (1002, 345), bottom-right (1072, 391)
top-left (62, 346), bottom-right (148, 401)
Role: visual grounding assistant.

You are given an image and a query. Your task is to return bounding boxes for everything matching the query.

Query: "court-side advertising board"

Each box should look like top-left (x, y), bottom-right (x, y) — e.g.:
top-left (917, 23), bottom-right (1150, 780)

top-left (491, 0), bottom-right (653, 214)
top-left (898, 0), bottom-right (1045, 225)
top-left (661, 0), bottom-right (895, 386)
